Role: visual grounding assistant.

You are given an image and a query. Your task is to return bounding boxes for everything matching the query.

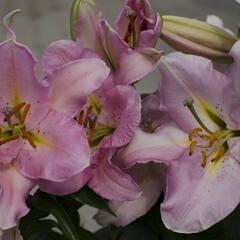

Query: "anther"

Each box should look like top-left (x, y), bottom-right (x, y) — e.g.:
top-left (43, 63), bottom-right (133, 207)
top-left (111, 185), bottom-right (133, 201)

top-left (211, 145), bottom-right (225, 162)
top-left (0, 135), bottom-right (19, 145)
top-left (21, 128), bottom-right (37, 149)
top-left (201, 150), bottom-right (207, 168)
top-left (8, 102), bottom-right (25, 117)
top-left (21, 104), bottom-right (31, 124)
top-left (189, 140), bottom-right (197, 156)
top-left (188, 128), bottom-right (202, 141)
top-left (78, 110), bottom-right (84, 126)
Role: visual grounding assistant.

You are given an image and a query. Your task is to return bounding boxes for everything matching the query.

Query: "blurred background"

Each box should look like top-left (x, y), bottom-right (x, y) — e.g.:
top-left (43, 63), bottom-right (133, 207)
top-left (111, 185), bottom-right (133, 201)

top-left (0, 0), bottom-right (239, 231)
top-left (0, 0), bottom-right (239, 93)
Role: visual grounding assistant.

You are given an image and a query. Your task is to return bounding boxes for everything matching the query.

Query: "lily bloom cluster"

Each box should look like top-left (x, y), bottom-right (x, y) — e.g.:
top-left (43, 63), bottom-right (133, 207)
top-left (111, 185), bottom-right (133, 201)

top-left (0, 0), bottom-right (240, 238)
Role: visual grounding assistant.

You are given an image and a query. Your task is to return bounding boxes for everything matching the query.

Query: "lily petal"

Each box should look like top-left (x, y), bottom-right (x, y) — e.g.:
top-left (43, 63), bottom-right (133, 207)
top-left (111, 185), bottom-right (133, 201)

top-left (0, 40), bottom-right (48, 108)
top-left (121, 125), bottom-right (187, 168)
top-left (95, 163), bottom-right (165, 226)
top-left (115, 48), bottom-right (162, 85)
top-left (88, 149), bottom-right (141, 201)
top-left (0, 165), bottom-right (34, 230)
top-left (159, 52), bottom-right (229, 132)
top-left (48, 58), bottom-right (110, 116)
top-left (42, 40), bottom-right (98, 75)
top-left (37, 167), bottom-right (92, 195)
top-left (98, 85), bottom-right (141, 148)
top-left (161, 149), bottom-right (240, 233)
top-left (98, 20), bottom-right (129, 70)
top-left (0, 139), bottom-right (22, 166)
top-left (16, 109), bottom-right (90, 182)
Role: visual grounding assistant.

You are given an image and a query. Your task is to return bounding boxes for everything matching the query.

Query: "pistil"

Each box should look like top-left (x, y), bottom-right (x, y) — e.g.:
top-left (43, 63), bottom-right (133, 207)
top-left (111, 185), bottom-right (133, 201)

top-left (184, 97), bottom-right (212, 134)
top-left (125, 10), bottom-right (137, 48)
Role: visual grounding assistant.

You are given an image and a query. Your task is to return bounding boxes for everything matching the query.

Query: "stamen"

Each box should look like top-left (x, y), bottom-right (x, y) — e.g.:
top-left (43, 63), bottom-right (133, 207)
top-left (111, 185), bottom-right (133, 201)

top-left (201, 150), bottom-right (207, 168)
top-left (21, 128), bottom-right (37, 149)
top-left (8, 102), bottom-right (25, 117)
top-left (211, 145), bottom-right (225, 162)
top-left (188, 128), bottom-right (202, 141)
top-left (183, 97), bottom-right (212, 134)
top-left (20, 104), bottom-right (31, 124)
top-left (189, 140), bottom-right (197, 156)
top-left (0, 135), bottom-right (19, 145)
top-left (84, 106), bottom-right (93, 128)
top-left (78, 110), bottom-right (84, 125)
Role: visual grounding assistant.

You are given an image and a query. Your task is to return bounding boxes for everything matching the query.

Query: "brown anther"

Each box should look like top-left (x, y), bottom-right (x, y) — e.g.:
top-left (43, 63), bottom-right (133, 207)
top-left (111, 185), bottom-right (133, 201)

top-left (21, 104), bottom-right (31, 124)
top-left (199, 134), bottom-right (211, 141)
top-left (211, 145), bottom-right (225, 163)
top-left (83, 106), bottom-right (93, 128)
top-left (208, 133), bottom-right (218, 147)
top-left (189, 140), bottom-right (197, 156)
top-left (188, 128), bottom-right (202, 141)
top-left (21, 128), bottom-right (37, 149)
top-left (88, 116), bottom-right (98, 144)
top-left (201, 150), bottom-right (207, 168)
top-left (8, 102), bottom-right (26, 117)
top-left (0, 135), bottom-right (19, 145)
top-left (78, 110), bottom-right (84, 125)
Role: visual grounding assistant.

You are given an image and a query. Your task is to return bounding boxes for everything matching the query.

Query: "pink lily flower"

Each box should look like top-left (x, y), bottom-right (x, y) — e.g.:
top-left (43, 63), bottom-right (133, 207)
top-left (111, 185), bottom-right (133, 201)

top-left (93, 92), bottom-right (172, 226)
top-left (95, 161), bottom-right (165, 227)
top-left (121, 42), bottom-right (240, 233)
top-left (0, 10), bottom-right (111, 229)
top-left (72, 0), bottom-right (162, 85)
top-left (40, 33), bottom-right (142, 201)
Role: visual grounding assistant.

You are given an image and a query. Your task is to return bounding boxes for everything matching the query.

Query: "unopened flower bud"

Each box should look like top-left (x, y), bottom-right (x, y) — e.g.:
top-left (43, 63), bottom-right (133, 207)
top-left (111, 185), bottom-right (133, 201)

top-left (160, 15), bottom-right (238, 63)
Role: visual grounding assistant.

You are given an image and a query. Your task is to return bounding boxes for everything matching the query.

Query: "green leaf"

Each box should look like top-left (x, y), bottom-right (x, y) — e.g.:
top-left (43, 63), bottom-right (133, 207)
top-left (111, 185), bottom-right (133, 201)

top-left (20, 219), bottom-right (58, 240)
top-left (77, 226), bottom-right (98, 240)
top-left (70, 186), bottom-right (116, 216)
top-left (33, 190), bottom-right (80, 240)
top-left (57, 195), bottom-right (83, 225)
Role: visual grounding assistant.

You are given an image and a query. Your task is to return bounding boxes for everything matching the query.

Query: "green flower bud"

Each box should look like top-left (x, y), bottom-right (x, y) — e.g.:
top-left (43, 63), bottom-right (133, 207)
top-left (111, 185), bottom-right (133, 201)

top-left (160, 15), bottom-right (238, 63)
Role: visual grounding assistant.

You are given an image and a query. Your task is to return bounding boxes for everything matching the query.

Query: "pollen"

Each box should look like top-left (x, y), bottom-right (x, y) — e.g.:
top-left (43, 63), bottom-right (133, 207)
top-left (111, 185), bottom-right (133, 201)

top-left (201, 150), bottom-right (207, 168)
top-left (211, 145), bottom-right (225, 163)
top-left (21, 128), bottom-right (37, 149)
top-left (8, 102), bottom-right (25, 117)
top-left (21, 104), bottom-right (31, 124)
top-left (188, 128), bottom-right (202, 141)
top-left (189, 140), bottom-right (197, 156)
top-left (0, 135), bottom-right (19, 145)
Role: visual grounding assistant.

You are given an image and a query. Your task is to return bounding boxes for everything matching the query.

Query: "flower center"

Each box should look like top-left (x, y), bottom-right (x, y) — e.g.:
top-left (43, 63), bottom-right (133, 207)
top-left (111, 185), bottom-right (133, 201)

top-left (0, 102), bottom-right (37, 148)
top-left (184, 97), bottom-right (239, 168)
top-left (188, 127), bottom-right (232, 167)
top-left (75, 97), bottom-right (114, 148)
